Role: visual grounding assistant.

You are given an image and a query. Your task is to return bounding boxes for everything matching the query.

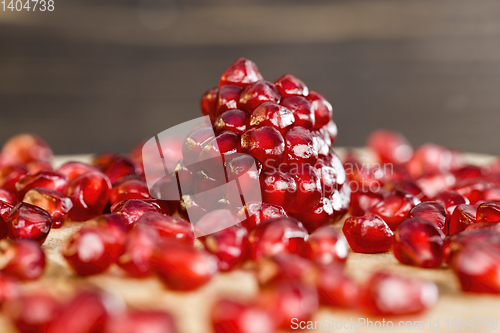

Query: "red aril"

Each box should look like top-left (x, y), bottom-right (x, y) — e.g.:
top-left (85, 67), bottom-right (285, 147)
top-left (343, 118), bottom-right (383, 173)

top-left (6, 202), bottom-right (52, 244)
top-left (181, 127), bottom-right (214, 166)
top-left (316, 264), bottom-right (360, 309)
top-left (240, 126), bottom-right (285, 168)
top-left (307, 91), bottom-right (332, 129)
top-left (1, 133), bottom-right (52, 165)
top-left (348, 188), bottom-right (387, 216)
top-left (237, 201), bottom-right (287, 231)
top-left (342, 215), bottom-right (394, 253)
top-left (407, 143), bottom-right (464, 178)
top-left (477, 201), bottom-right (500, 223)
top-left (15, 170), bottom-right (69, 199)
top-left (449, 204), bottom-right (477, 236)
top-left (288, 164), bottom-right (322, 214)
top-left (367, 130), bottom-right (413, 164)
top-left (0, 165), bottom-right (28, 193)
top-left (0, 188), bottom-right (17, 205)
top-left (214, 109), bottom-right (249, 135)
top-left (110, 177), bottom-right (151, 206)
top-left (256, 253), bottom-right (316, 287)
top-left (0, 201), bottom-right (14, 239)
top-left (67, 171), bottom-right (111, 221)
top-left (137, 211), bottom-right (194, 244)
top-left (274, 74), bottom-right (308, 97)
top-left (465, 222), bottom-right (500, 233)
top-left (292, 197), bottom-right (335, 233)
top-left (408, 201), bottom-right (447, 232)
top-left (443, 230), bottom-right (500, 264)
top-left (215, 85), bottom-right (243, 118)
top-left (259, 169), bottom-right (296, 212)
top-left (219, 58), bottom-right (263, 88)
top-left (433, 190), bottom-right (469, 224)
top-left (249, 102), bottom-right (294, 134)
top-left (239, 81), bottom-right (281, 113)
top-left (367, 190), bottom-right (420, 230)
top-left (416, 173), bottom-right (456, 199)
top-left (305, 226), bottom-right (349, 266)
top-left (211, 298), bottom-right (275, 333)
top-left (57, 161), bottom-right (98, 181)
top-left (0, 239), bottom-right (45, 280)
top-left (111, 199), bottom-right (161, 228)
top-left (284, 127), bottom-right (319, 166)
top-left (23, 187), bottom-right (73, 228)
top-left (281, 96), bottom-right (315, 129)
top-left (102, 156), bottom-right (138, 185)
top-left (117, 223), bottom-right (159, 277)
top-left (201, 87), bottom-right (218, 119)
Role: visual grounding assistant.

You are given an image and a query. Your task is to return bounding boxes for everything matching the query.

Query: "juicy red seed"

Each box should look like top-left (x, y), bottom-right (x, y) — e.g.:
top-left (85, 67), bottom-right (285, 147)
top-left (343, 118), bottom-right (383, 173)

top-left (105, 310), bottom-right (178, 333)
top-left (324, 120), bottom-right (337, 144)
top-left (307, 91), bottom-right (332, 129)
top-left (223, 153), bottom-right (262, 205)
top-left (201, 223), bottom-right (249, 271)
top-left (260, 169), bottom-right (296, 212)
top-left (315, 163), bottom-right (337, 198)
top-left (362, 271), bottom-right (438, 316)
top-left (199, 131), bottom-right (241, 175)
top-left (67, 170), bottom-right (112, 221)
top-left (451, 243), bottom-right (500, 294)
top-left (288, 165), bottom-right (322, 214)
top-left (477, 201), bottom-right (500, 223)
top-left (152, 239), bottom-right (218, 291)
top-left (343, 215), bottom-right (394, 253)
top-left (256, 253), bottom-right (316, 287)
top-left (367, 130), bottom-right (413, 164)
top-left (0, 239), bottom-right (45, 280)
top-left (61, 227), bottom-right (114, 275)
top-left (316, 264), bottom-right (360, 309)
top-left (408, 201), bottom-right (447, 232)
top-left (367, 190), bottom-right (420, 230)
top-left (0, 165), bottom-right (28, 193)
top-left (239, 81), bottom-right (281, 113)
top-left (109, 178), bottom-right (151, 206)
top-left (219, 57), bottom-right (263, 88)
top-left (90, 213), bottom-right (127, 261)
top-left (453, 179), bottom-right (490, 205)
top-left (284, 126), bottom-right (318, 165)
top-left (453, 165), bottom-right (484, 180)
top-left (386, 179), bottom-right (427, 201)
top-left (348, 189), bottom-right (387, 216)
top-left (0, 201), bottom-right (14, 239)
top-left (211, 299), bottom-right (275, 333)
top-left (102, 156), bottom-right (138, 185)
top-left (237, 201), bottom-right (288, 231)
top-left (305, 226), bottom-right (349, 265)
top-left (137, 211), bottom-right (194, 243)
top-left (393, 218), bottom-right (444, 268)
top-left (433, 190), bottom-right (469, 221)
top-left (23, 187), bottom-right (73, 228)
top-left (260, 280), bottom-right (318, 330)
top-left (280, 96), bottom-right (315, 129)
top-left (0, 189), bottom-right (17, 205)
top-left (449, 204), bottom-right (477, 236)
top-left (4, 293), bottom-right (61, 333)
top-left (48, 291), bottom-right (109, 333)
top-left (248, 216), bottom-right (308, 260)
top-left (6, 202), bottom-right (52, 244)
top-left (407, 143), bottom-right (464, 179)
top-left (15, 170), bottom-right (69, 199)
top-left (443, 230), bottom-right (500, 264)
top-left (274, 74), bottom-right (309, 97)
top-left (1, 133), bottom-right (53, 165)
top-left (216, 85), bottom-right (243, 117)
top-left (117, 223), bottom-right (159, 277)
top-left (214, 109), bottom-right (249, 135)
top-left (201, 87), bottom-right (218, 118)
top-left (177, 194), bottom-right (208, 223)
top-left (181, 127), bottom-right (215, 166)
top-left (292, 197), bottom-right (335, 233)
top-left (0, 273), bottom-right (20, 304)
top-left (240, 126), bottom-right (285, 168)
top-left (465, 221), bottom-right (500, 233)
top-left (91, 153), bottom-right (117, 171)
top-left (249, 102), bottom-right (295, 134)
top-left (483, 187), bottom-right (500, 202)
top-left (416, 172), bottom-right (457, 199)
top-left (57, 161), bottom-right (98, 181)
top-left (111, 199), bottom-right (162, 228)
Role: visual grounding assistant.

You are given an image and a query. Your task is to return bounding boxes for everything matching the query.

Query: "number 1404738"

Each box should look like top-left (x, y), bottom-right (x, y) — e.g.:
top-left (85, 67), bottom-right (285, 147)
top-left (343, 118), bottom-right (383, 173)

top-left (1, 0), bottom-right (54, 11)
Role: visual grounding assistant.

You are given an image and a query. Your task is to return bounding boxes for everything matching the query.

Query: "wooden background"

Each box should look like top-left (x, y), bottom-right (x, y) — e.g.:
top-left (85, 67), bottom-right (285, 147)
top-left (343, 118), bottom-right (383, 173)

top-left (1, 0), bottom-right (500, 156)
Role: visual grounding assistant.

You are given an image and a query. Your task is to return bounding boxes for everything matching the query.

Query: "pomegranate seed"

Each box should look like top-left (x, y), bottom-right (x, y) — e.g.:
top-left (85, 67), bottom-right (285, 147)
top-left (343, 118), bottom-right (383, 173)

top-left (407, 143), bottom-right (463, 178)
top-left (367, 130), bottom-right (413, 164)
top-left (61, 227), bottom-right (115, 275)
top-left (201, 223), bottom-right (249, 271)
top-left (57, 161), bottom-right (98, 181)
top-left (105, 310), bottom-right (178, 333)
top-left (112, 199), bottom-right (162, 229)
top-left (0, 239), bottom-right (45, 280)
top-left (215, 85), bottom-right (243, 117)
top-left (416, 172), bottom-right (456, 199)
top-left (323, 120), bottom-right (337, 144)
top-left (47, 291), bottom-right (109, 333)
top-left (362, 271), bottom-right (438, 316)
top-left (449, 204), bottom-right (477, 236)
top-left (385, 179), bottom-right (427, 201)
top-left (199, 131), bottom-right (241, 175)
top-left (239, 81), bottom-right (281, 113)
top-left (0, 273), bottom-right (20, 305)
top-left (214, 109), bottom-right (249, 135)
top-left (152, 239), bottom-right (218, 291)
top-left (477, 201), bottom-right (500, 223)
top-left (259, 169), bottom-right (296, 212)
top-left (367, 190), bottom-right (420, 230)
top-left (433, 190), bottom-right (469, 223)
top-left (307, 91), bottom-right (332, 129)
top-left (284, 127), bottom-right (318, 165)
top-left (248, 216), bottom-right (308, 260)
top-left (110, 177), bottom-right (151, 206)
top-left (249, 102), bottom-right (294, 134)
top-left (0, 165), bottom-right (28, 193)
top-left (483, 187), bottom-right (500, 201)
top-left (393, 218), bottom-right (444, 268)
top-left (256, 253), bottom-right (316, 287)
top-left (4, 292), bottom-right (61, 333)
top-left (240, 126), bottom-right (285, 168)
top-left (223, 153), bottom-right (262, 205)
top-left (260, 280), bottom-right (318, 330)
top-left (219, 58), bottom-right (263, 88)
top-left (177, 194), bottom-right (208, 223)
top-left (102, 156), bottom-right (138, 184)
top-left (181, 127), bottom-right (214, 166)
top-left (281, 96), bottom-right (315, 129)
top-left (316, 264), bottom-right (360, 309)
top-left (201, 87), bottom-right (218, 119)
top-left (348, 188), bottom-right (387, 216)
top-left (67, 171), bottom-right (112, 221)
top-left (292, 197), bottom-right (335, 233)
top-left (137, 211), bottom-right (194, 243)
top-left (408, 201), bottom-right (447, 232)
top-left (23, 187), bottom-right (73, 228)
top-left (443, 230), bottom-right (500, 264)
top-left (305, 226), bottom-right (349, 265)
top-left (453, 165), bottom-right (484, 180)
top-left (15, 170), bottom-right (69, 199)
top-left (90, 213), bottom-right (128, 261)
top-left (211, 298), bottom-right (275, 333)
top-left (237, 201), bottom-right (287, 231)
top-left (274, 74), bottom-right (308, 97)
top-left (0, 201), bottom-right (14, 239)
top-left (1, 133), bottom-right (52, 165)
top-left (6, 202), bottom-right (52, 244)
top-left (343, 215), bottom-right (394, 253)
top-left (451, 243), bottom-right (500, 294)
top-left (0, 188), bottom-right (17, 205)
top-left (173, 159), bottom-right (194, 195)
top-left (288, 164), bottom-right (322, 214)
top-left (465, 221), bottom-right (500, 233)
top-left (117, 223), bottom-right (159, 277)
